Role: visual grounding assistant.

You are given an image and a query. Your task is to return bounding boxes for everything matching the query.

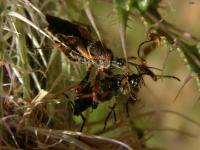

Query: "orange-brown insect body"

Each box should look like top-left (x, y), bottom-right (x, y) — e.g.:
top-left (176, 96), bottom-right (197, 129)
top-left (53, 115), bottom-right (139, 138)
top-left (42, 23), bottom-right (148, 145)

top-left (46, 15), bottom-right (114, 69)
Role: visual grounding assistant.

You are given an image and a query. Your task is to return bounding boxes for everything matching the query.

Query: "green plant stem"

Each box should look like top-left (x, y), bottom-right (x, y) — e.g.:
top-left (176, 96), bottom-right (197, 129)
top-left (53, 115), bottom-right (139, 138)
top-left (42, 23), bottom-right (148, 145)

top-left (142, 11), bottom-right (200, 67)
top-left (133, 9), bottom-right (200, 89)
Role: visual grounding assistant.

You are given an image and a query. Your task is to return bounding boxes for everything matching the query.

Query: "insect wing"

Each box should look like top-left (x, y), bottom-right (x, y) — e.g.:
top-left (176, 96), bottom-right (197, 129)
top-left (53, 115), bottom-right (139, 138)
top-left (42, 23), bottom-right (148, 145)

top-left (46, 15), bottom-right (92, 41)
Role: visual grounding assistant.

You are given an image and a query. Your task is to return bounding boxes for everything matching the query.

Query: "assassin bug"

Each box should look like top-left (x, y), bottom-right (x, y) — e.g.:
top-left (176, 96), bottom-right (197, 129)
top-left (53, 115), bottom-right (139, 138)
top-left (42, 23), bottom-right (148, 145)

top-left (46, 15), bottom-right (113, 68)
top-left (45, 15), bottom-right (172, 102)
top-left (45, 15), bottom-right (153, 75)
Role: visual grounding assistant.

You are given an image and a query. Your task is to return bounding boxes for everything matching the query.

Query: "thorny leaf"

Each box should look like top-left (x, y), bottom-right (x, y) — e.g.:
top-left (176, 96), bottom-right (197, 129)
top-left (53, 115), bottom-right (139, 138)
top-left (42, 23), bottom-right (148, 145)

top-left (131, 0), bottom-right (200, 89)
top-left (113, 0), bottom-right (134, 60)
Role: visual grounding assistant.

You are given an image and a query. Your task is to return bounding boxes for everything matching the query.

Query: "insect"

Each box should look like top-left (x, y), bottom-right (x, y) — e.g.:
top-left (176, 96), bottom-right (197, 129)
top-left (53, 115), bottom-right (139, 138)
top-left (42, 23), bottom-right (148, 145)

top-left (46, 15), bottom-right (180, 131)
top-left (45, 15), bottom-right (149, 77)
top-left (46, 15), bottom-right (110, 67)
top-left (68, 70), bottom-right (180, 131)
top-left (46, 15), bottom-right (173, 97)
top-left (68, 72), bottom-right (143, 131)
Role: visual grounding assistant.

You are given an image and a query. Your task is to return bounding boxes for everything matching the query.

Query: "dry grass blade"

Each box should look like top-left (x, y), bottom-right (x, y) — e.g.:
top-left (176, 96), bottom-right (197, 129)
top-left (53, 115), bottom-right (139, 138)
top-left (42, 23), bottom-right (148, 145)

top-left (147, 127), bottom-right (197, 138)
top-left (18, 90), bottom-right (48, 128)
top-left (26, 32), bottom-right (47, 67)
top-left (19, 0), bottom-right (44, 17)
top-left (0, 115), bottom-right (19, 149)
top-left (78, 134), bottom-right (134, 150)
top-left (134, 109), bottom-right (200, 128)
top-left (119, 25), bottom-right (128, 61)
top-left (83, 0), bottom-right (103, 43)
top-left (31, 72), bottom-right (41, 91)
top-left (26, 126), bottom-right (134, 150)
top-left (12, 67), bottom-right (23, 84)
top-left (26, 127), bottom-right (93, 150)
top-left (8, 11), bottom-right (50, 39)
top-left (173, 74), bottom-right (193, 102)
top-left (2, 26), bottom-right (21, 36)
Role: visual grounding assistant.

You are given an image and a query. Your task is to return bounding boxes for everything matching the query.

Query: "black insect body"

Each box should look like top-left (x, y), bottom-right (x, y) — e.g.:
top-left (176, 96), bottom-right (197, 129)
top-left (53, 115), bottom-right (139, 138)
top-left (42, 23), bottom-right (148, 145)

top-left (72, 97), bottom-right (98, 132)
top-left (70, 68), bottom-right (180, 131)
top-left (70, 73), bottom-right (143, 131)
top-left (95, 74), bottom-right (143, 102)
top-left (72, 83), bottom-right (98, 116)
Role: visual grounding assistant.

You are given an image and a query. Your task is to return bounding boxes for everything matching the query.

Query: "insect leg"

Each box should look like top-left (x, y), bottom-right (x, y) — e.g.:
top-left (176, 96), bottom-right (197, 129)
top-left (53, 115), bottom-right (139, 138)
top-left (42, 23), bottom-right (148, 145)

top-left (65, 97), bottom-right (87, 132)
top-left (103, 103), bottom-right (117, 131)
top-left (126, 95), bottom-right (137, 117)
top-left (125, 102), bottom-right (130, 117)
top-left (75, 65), bottom-right (93, 92)
top-left (82, 65), bottom-right (93, 83)
top-left (113, 106), bottom-right (117, 122)
top-left (80, 113), bottom-right (86, 132)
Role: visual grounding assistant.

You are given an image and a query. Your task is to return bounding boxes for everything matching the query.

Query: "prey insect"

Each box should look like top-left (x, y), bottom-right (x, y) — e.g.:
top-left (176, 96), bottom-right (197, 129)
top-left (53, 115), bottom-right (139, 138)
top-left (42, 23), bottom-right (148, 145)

top-left (67, 71), bottom-right (180, 131)
top-left (68, 73), bottom-right (144, 131)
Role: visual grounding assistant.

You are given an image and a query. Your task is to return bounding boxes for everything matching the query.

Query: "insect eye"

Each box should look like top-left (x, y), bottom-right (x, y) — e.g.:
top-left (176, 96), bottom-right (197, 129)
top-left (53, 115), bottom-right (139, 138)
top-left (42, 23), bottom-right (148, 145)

top-left (128, 75), bottom-right (140, 88)
top-left (117, 80), bottom-right (121, 87)
top-left (116, 58), bottom-right (125, 67)
top-left (130, 79), bottom-right (136, 87)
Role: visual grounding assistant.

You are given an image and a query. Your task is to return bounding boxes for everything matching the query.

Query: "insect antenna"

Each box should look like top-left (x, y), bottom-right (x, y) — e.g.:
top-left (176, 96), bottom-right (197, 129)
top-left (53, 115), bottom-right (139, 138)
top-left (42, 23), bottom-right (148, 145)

top-left (127, 61), bottom-right (163, 72)
top-left (155, 75), bottom-right (180, 82)
top-left (137, 40), bottom-right (152, 58)
top-left (137, 30), bottom-right (161, 59)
